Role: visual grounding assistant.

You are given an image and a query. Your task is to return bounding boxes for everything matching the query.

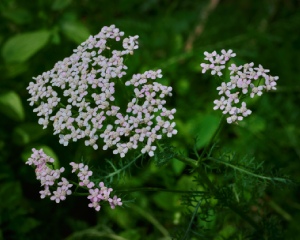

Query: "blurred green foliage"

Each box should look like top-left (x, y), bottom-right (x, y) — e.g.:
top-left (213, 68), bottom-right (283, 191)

top-left (0, 0), bottom-right (299, 239)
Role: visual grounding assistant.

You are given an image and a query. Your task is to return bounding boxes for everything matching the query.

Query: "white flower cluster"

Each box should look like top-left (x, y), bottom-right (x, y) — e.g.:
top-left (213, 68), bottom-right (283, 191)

top-left (70, 162), bottom-right (122, 211)
top-left (26, 148), bottom-right (73, 203)
top-left (200, 50), bottom-right (278, 124)
top-left (27, 25), bottom-right (177, 157)
top-left (26, 148), bottom-right (122, 211)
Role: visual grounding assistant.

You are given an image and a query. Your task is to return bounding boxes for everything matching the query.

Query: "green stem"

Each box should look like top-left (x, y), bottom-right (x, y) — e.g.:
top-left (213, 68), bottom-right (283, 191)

top-left (196, 162), bottom-right (261, 231)
top-left (175, 154), bottom-right (261, 231)
top-left (182, 199), bottom-right (202, 240)
top-left (104, 154), bottom-right (142, 180)
top-left (156, 141), bottom-right (163, 150)
top-left (207, 157), bottom-right (289, 183)
top-left (115, 187), bottom-right (207, 195)
top-left (197, 115), bottom-right (225, 162)
top-left (175, 154), bottom-right (198, 168)
top-left (72, 192), bottom-right (88, 196)
top-left (130, 205), bottom-right (170, 238)
top-left (69, 180), bottom-right (82, 193)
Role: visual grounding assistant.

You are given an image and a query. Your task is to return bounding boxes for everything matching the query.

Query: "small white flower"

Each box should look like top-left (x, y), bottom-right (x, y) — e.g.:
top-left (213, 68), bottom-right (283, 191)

top-left (213, 96), bottom-right (227, 110)
top-left (141, 144), bottom-right (157, 157)
top-left (217, 82), bottom-right (230, 95)
top-left (243, 62), bottom-right (254, 73)
top-left (163, 121), bottom-right (177, 137)
top-left (221, 49), bottom-right (236, 61)
top-left (250, 84), bottom-right (263, 98)
top-left (228, 64), bottom-right (242, 75)
top-left (204, 51), bottom-right (217, 61)
top-left (239, 102), bottom-right (252, 117)
top-left (200, 63), bottom-right (210, 73)
top-left (254, 64), bottom-right (270, 77)
top-left (211, 65), bottom-right (225, 76)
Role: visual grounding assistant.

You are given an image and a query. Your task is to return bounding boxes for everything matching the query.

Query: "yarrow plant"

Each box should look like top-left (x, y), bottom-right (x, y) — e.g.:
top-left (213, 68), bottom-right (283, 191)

top-left (200, 50), bottom-right (278, 124)
top-left (26, 24), bottom-right (290, 238)
top-left (26, 24), bottom-right (177, 212)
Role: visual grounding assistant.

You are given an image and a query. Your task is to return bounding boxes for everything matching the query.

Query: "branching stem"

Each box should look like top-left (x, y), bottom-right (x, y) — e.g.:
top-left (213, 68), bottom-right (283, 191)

top-left (175, 155), bottom-right (198, 168)
top-left (197, 115), bottom-right (225, 162)
top-left (207, 157), bottom-right (289, 183)
top-left (115, 187), bottom-right (207, 195)
top-left (103, 154), bottom-right (143, 180)
top-left (175, 154), bottom-right (261, 231)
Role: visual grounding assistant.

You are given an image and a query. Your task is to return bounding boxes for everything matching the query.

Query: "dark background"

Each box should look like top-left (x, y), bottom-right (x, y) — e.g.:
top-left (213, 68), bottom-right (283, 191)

top-left (0, 0), bottom-right (299, 239)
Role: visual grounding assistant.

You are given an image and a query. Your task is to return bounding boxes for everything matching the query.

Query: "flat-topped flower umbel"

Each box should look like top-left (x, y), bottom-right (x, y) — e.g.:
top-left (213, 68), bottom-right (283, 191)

top-left (200, 50), bottom-right (278, 124)
top-left (26, 148), bottom-right (122, 211)
top-left (27, 25), bottom-right (177, 157)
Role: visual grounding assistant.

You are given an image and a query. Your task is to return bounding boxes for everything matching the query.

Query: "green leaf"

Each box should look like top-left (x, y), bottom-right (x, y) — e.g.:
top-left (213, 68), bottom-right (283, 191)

top-left (2, 30), bottom-right (51, 63)
top-left (245, 115), bottom-right (266, 133)
top-left (0, 91), bottom-right (25, 121)
top-left (52, 0), bottom-right (72, 10)
top-left (14, 217), bottom-right (40, 234)
top-left (173, 34), bottom-right (183, 53)
top-left (1, 8), bottom-right (32, 25)
top-left (177, 175), bottom-right (200, 191)
top-left (107, 207), bottom-right (136, 229)
top-left (119, 229), bottom-right (141, 240)
top-left (1, 62), bottom-right (29, 79)
top-left (193, 114), bottom-right (220, 149)
top-left (13, 123), bottom-right (47, 145)
top-left (0, 229), bottom-right (3, 240)
top-left (152, 192), bottom-right (175, 210)
top-left (171, 158), bottom-right (186, 175)
top-left (60, 20), bottom-right (90, 44)
top-left (175, 77), bottom-right (190, 96)
top-left (0, 181), bottom-right (22, 208)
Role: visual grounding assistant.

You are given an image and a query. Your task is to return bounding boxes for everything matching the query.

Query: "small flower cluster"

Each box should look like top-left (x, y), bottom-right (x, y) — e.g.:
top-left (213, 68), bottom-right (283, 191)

top-left (200, 50), bottom-right (278, 124)
top-left (26, 148), bottom-right (72, 203)
top-left (26, 148), bottom-right (122, 211)
top-left (27, 24), bottom-right (177, 157)
top-left (70, 162), bottom-right (122, 211)
top-left (100, 69), bottom-right (177, 158)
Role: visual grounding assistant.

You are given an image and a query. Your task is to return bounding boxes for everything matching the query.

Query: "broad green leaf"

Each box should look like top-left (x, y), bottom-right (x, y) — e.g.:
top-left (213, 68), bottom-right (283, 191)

top-left (1, 8), bottom-right (32, 25)
top-left (0, 181), bottom-right (22, 208)
top-left (119, 229), bottom-right (141, 240)
top-left (244, 115), bottom-right (266, 134)
top-left (2, 62), bottom-right (29, 79)
top-left (152, 192), bottom-right (175, 210)
top-left (173, 34), bottom-right (183, 53)
top-left (52, 0), bottom-right (72, 10)
top-left (13, 123), bottom-right (47, 145)
top-left (175, 77), bottom-right (190, 95)
top-left (60, 20), bottom-right (90, 44)
top-left (177, 175), bottom-right (200, 191)
top-left (0, 91), bottom-right (25, 121)
top-left (215, 225), bottom-right (236, 240)
top-left (192, 114), bottom-right (220, 149)
top-left (106, 207), bottom-right (136, 229)
top-left (171, 158), bottom-right (185, 175)
top-left (2, 30), bottom-right (51, 63)
top-left (17, 217), bottom-right (40, 234)
top-left (0, 229), bottom-right (3, 240)
top-left (51, 30), bottom-right (61, 45)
